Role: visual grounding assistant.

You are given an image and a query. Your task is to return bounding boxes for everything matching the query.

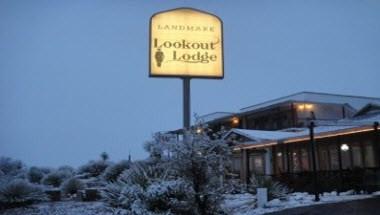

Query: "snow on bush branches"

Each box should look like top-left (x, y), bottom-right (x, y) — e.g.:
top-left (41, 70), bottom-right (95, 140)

top-left (102, 124), bottom-right (231, 215)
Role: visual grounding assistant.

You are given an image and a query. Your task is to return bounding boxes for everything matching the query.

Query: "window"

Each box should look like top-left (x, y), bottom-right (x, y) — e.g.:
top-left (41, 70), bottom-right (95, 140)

top-left (249, 154), bottom-right (265, 175)
top-left (351, 143), bottom-right (363, 168)
top-left (363, 141), bottom-right (376, 168)
top-left (341, 143), bottom-right (351, 169)
top-left (275, 148), bottom-right (284, 174)
top-left (291, 150), bottom-right (301, 172)
top-left (328, 144), bottom-right (339, 170)
top-left (300, 148), bottom-right (309, 171)
top-left (318, 144), bottom-right (329, 170)
top-left (231, 155), bottom-right (241, 173)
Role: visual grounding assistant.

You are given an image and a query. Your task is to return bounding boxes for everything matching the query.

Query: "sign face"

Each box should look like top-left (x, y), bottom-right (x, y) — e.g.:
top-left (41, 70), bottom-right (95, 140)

top-left (150, 8), bottom-right (223, 79)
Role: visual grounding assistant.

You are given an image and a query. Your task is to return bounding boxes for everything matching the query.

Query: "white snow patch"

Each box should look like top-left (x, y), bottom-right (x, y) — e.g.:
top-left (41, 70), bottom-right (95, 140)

top-left (223, 191), bottom-right (377, 215)
top-left (0, 201), bottom-right (126, 215)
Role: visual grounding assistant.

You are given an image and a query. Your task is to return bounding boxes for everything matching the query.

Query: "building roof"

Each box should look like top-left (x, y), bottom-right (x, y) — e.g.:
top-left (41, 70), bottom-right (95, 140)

top-left (226, 125), bottom-right (358, 143)
top-left (240, 91), bottom-right (380, 114)
top-left (198, 92), bottom-right (380, 124)
top-left (197, 112), bottom-right (235, 123)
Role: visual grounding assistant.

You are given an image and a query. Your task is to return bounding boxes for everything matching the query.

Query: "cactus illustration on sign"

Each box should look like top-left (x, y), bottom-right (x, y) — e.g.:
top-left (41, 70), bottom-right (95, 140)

top-left (155, 48), bottom-right (164, 67)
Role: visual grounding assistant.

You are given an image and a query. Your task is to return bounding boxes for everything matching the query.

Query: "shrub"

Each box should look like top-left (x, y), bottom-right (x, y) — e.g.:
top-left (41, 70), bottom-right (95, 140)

top-left (42, 170), bottom-right (71, 187)
top-left (103, 160), bottom-right (130, 182)
top-left (144, 179), bottom-right (195, 214)
top-left (78, 160), bottom-right (110, 178)
top-left (102, 161), bottom-right (171, 212)
top-left (0, 157), bottom-right (25, 177)
top-left (102, 181), bottom-right (125, 208)
top-left (57, 166), bottom-right (75, 175)
top-left (102, 181), bottom-right (144, 210)
top-left (0, 179), bottom-right (46, 209)
top-left (249, 175), bottom-right (291, 200)
top-left (27, 167), bottom-right (45, 184)
top-left (61, 177), bottom-right (85, 195)
top-left (223, 179), bottom-right (247, 194)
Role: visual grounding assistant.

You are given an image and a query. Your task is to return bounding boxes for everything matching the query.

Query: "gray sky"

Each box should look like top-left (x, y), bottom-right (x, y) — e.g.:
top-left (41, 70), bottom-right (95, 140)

top-left (1, 0), bottom-right (379, 167)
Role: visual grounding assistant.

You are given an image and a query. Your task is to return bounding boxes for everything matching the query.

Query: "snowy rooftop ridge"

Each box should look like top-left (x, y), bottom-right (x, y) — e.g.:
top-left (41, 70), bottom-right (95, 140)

top-left (226, 124), bottom-right (362, 145)
top-left (240, 91), bottom-right (380, 113)
top-left (197, 112), bottom-right (235, 123)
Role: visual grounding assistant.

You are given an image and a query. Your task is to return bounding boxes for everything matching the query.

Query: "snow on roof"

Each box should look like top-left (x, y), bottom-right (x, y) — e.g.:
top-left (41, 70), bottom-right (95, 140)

top-left (240, 91), bottom-right (380, 113)
top-left (228, 125), bottom-right (358, 143)
top-left (352, 114), bottom-right (380, 124)
top-left (198, 112), bottom-right (234, 123)
top-left (230, 129), bottom-right (303, 141)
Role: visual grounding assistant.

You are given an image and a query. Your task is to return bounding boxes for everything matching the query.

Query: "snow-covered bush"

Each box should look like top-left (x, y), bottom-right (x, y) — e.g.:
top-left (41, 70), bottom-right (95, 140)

top-left (42, 169), bottom-right (72, 187)
top-left (167, 127), bottom-right (231, 214)
top-left (27, 167), bottom-right (45, 184)
top-left (102, 180), bottom-right (144, 209)
top-left (61, 177), bottom-right (85, 195)
top-left (118, 161), bottom-right (170, 189)
top-left (57, 165), bottom-right (75, 175)
top-left (102, 161), bottom-right (171, 212)
top-left (223, 179), bottom-right (247, 194)
top-left (103, 160), bottom-right (130, 182)
top-left (249, 175), bottom-right (291, 200)
top-left (144, 179), bottom-right (195, 214)
top-left (78, 160), bottom-right (110, 178)
top-left (0, 179), bottom-right (46, 209)
top-left (0, 157), bottom-right (25, 178)
top-left (102, 123), bottom-right (231, 214)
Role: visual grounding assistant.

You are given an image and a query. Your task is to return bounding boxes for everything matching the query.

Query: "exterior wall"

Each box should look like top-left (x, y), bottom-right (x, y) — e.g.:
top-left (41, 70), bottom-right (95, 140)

top-left (208, 101), bottom-right (354, 132)
top-left (245, 103), bottom-right (295, 130)
top-left (235, 129), bottom-right (380, 191)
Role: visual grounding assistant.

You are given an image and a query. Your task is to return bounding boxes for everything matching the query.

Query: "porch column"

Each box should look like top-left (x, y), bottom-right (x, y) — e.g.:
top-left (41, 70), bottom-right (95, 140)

top-left (265, 148), bottom-right (273, 175)
top-left (240, 149), bottom-right (249, 184)
top-left (374, 122), bottom-right (379, 167)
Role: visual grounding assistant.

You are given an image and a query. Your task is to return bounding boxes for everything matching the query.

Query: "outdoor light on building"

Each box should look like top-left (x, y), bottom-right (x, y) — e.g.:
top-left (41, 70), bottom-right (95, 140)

top-left (340, 143), bottom-right (349, 152)
top-left (298, 103), bottom-right (313, 111)
top-left (196, 127), bottom-right (202, 134)
top-left (231, 117), bottom-right (240, 125)
top-left (298, 104), bottom-right (305, 111)
top-left (277, 152), bottom-right (282, 157)
top-left (305, 104), bottom-right (313, 110)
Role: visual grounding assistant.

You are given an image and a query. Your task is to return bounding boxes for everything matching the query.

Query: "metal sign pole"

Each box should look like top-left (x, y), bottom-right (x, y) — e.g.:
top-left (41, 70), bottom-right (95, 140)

top-left (183, 78), bottom-right (191, 129)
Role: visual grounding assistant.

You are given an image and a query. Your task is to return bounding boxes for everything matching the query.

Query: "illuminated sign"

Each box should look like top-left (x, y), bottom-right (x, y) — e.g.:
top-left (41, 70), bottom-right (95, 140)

top-left (150, 8), bottom-right (223, 79)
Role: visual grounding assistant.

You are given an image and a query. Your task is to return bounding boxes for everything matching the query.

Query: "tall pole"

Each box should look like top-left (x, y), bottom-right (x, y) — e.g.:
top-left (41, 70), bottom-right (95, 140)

top-left (309, 121), bottom-right (320, 201)
top-left (183, 78), bottom-right (191, 129)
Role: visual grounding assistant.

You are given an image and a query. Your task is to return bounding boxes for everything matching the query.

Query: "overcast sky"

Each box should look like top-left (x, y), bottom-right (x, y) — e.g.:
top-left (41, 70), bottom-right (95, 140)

top-left (1, 0), bottom-right (379, 167)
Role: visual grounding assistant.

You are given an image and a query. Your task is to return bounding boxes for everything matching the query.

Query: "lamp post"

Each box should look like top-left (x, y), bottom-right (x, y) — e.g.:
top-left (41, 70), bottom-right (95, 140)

top-left (309, 121), bottom-right (320, 201)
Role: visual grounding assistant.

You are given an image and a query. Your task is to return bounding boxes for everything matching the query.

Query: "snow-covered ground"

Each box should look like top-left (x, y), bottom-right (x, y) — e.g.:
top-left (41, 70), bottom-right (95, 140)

top-left (0, 201), bottom-right (126, 215)
top-left (223, 191), bottom-right (380, 215)
top-left (1, 191), bottom-right (379, 215)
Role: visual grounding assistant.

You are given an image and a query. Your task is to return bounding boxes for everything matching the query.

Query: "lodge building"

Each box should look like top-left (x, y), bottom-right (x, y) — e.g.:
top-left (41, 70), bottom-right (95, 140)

top-left (198, 92), bottom-right (380, 192)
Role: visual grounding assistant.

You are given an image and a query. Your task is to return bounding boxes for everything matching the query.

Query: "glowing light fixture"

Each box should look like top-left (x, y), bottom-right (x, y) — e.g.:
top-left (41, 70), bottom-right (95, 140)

top-left (340, 144), bottom-right (349, 152)
top-left (231, 117), bottom-right (240, 125)
top-left (305, 104), bottom-right (313, 110)
top-left (196, 128), bottom-right (202, 134)
top-left (297, 103), bottom-right (314, 111)
top-left (298, 104), bottom-right (305, 111)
